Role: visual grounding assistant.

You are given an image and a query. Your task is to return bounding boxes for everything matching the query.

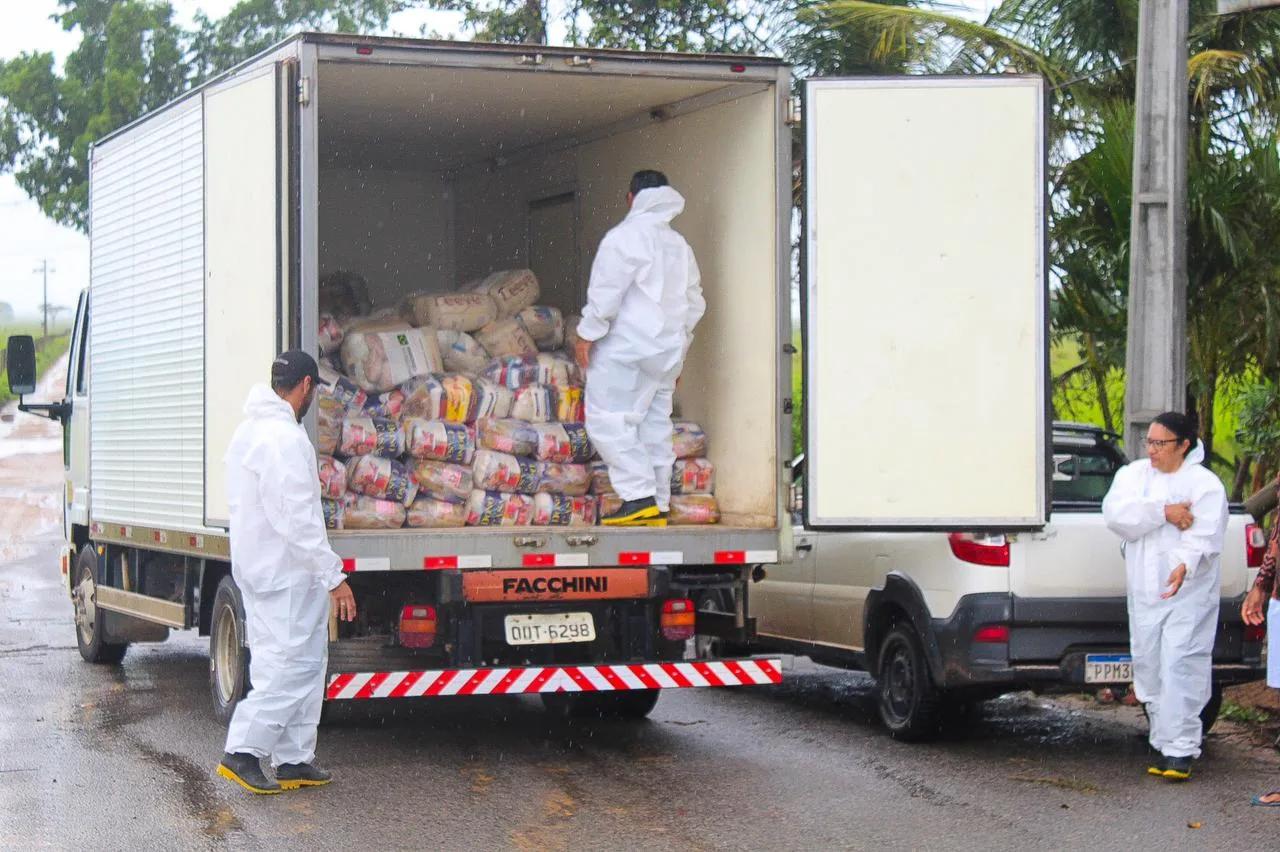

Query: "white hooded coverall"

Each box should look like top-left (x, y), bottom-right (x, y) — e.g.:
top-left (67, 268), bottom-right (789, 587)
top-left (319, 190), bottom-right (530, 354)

top-left (579, 185), bottom-right (706, 509)
top-left (1102, 441), bottom-right (1227, 759)
top-left (223, 384), bottom-right (345, 767)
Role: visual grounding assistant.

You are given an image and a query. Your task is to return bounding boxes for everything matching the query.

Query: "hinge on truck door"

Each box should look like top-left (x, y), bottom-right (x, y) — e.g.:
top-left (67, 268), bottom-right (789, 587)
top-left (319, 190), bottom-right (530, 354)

top-left (298, 76), bottom-right (312, 106)
top-left (785, 96), bottom-right (801, 126)
top-left (517, 54), bottom-right (545, 66)
top-left (783, 399), bottom-right (793, 415)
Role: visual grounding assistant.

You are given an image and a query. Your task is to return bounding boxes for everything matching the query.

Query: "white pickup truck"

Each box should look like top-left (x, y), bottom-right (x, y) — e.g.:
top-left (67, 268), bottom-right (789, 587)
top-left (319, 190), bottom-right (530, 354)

top-left (751, 422), bottom-right (1266, 740)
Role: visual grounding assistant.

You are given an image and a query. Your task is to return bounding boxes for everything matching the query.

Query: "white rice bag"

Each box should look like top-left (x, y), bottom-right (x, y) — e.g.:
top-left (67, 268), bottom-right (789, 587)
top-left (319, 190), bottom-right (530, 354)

top-left (468, 379), bottom-right (515, 423)
top-left (516, 306), bottom-right (564, 350)
top-left (511, 385), bottom-right (556, 423)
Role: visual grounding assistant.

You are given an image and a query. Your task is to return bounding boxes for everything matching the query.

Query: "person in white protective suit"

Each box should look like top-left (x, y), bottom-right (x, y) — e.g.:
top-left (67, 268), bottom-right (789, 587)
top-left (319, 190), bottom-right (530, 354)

top-left (216, 350), bottom-right (358, 795)
top-left (1102, 411), bottom-right (1227, 782)
top-left (574, 169), bottom-right (706, 526)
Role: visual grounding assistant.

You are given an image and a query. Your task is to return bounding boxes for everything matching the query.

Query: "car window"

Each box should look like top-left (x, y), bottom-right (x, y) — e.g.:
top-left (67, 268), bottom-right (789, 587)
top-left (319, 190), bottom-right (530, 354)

top-left (1052, 448), bottom-right (1122, 505)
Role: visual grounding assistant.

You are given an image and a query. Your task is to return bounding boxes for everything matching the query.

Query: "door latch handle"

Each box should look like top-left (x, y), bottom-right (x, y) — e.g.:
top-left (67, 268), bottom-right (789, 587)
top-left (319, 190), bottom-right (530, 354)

top-left (795, 542), bottom-right (814, 553)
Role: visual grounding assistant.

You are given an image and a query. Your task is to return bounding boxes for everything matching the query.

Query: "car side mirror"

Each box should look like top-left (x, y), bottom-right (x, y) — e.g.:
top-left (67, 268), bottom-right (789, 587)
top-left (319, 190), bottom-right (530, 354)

top-left (6, 335), bottom-right (36, 396)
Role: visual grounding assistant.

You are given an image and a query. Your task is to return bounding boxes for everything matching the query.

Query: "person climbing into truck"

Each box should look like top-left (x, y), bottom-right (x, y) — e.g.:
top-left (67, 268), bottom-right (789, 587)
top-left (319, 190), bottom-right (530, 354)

top-left (574, 169), bottom-right (706, 527)
top-left (216, 350), bottom-right (358, 794)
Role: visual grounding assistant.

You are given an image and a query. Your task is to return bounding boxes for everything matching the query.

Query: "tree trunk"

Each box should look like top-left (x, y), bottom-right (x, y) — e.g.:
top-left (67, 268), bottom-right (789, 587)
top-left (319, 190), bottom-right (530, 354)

top-left (1232, 454), bottom-right (1252, 503)
top-left (524, 0), bottom-right (547, 44)
top-left (1085, 333), bottom-right (1115, 433)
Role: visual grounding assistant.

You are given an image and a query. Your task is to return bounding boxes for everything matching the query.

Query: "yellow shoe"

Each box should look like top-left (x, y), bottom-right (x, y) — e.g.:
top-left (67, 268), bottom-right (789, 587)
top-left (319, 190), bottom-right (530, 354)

top-left (217, 753), bottom-right (282, 794)
top-left (1162, 756), bottom-right (1193, 781)
top-left (601, 498), bottom-right (665, 526)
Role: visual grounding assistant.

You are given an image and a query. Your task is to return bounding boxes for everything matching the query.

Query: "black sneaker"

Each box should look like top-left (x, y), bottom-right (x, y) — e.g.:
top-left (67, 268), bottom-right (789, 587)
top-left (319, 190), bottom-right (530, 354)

top-left (276, 762), bottom-right (333, 790)
top-left (216, 752), bottom-right (281, 795)
top-left (1147, 753), bottom-right (1168, 777)
top-left (1162, 756), bottom-right (1193, 781)
top-left (601, 497), bottom-right (666, 527)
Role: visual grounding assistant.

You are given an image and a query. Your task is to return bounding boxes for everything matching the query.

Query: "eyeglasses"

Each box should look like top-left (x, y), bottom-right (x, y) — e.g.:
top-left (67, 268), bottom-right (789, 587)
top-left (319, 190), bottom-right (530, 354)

top-left (1143, 438), bottom-right (1181, 449)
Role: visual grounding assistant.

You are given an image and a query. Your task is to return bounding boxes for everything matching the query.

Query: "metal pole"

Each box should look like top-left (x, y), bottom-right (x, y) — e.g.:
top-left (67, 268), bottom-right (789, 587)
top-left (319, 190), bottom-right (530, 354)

top-left (1124, 0), bottom-right (1189, 458)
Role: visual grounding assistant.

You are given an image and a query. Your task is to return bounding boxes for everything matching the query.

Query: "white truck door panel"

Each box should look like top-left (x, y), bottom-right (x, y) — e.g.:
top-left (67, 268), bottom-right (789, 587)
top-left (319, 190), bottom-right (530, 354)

top-left (804, 76), bottom-right (1048, 530)
top-left (204, 65), bottom-right (290, 528)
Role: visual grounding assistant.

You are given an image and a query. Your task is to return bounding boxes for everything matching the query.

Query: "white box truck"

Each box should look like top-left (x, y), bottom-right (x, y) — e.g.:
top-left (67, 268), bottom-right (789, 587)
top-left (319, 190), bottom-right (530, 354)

top-left (5, 33), bottom-right (1049, 722)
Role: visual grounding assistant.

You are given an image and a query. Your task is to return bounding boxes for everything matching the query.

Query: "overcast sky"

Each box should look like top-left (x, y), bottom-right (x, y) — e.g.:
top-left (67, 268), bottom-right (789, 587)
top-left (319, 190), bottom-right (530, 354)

top-left (0, 0), bottom-right (995, 321)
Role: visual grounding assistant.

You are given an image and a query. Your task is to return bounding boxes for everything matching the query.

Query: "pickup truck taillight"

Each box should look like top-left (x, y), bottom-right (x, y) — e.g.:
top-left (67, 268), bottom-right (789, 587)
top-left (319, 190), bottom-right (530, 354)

top-left (948, 533), bottom-right (1010, 567)
top-left (661, 599), bottom-right (696, 641)
top-left (399, 605), bottom-right (437, 649)
top-left (1246, 524), bottom-right (1267, 568)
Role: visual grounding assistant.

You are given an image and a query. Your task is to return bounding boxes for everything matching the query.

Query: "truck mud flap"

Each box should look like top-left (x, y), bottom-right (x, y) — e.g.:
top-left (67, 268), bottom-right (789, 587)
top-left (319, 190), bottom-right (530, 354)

top-left (325, 659), bottom-right (782, 700)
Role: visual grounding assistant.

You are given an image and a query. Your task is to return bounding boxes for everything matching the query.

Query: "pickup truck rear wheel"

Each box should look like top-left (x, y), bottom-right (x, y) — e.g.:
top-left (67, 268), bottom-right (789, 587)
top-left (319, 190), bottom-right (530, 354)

top-left (541, 690), bottom-right (661, 720)
top-left (876, 623), bottom-right (944, 741)
top-left (1200, 684), bottom-right (1224, 734)
top-left (209, 575), bottom-right (251, 725)
top-left (73, 546), bottom-right (129, 665)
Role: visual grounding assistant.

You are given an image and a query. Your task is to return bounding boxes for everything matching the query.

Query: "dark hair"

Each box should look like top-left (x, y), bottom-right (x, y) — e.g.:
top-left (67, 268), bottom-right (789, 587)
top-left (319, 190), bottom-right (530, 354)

top-left (1152, 411), bottom-right (1198, 457)
top-left (630, 169), bottom-right (669, 196)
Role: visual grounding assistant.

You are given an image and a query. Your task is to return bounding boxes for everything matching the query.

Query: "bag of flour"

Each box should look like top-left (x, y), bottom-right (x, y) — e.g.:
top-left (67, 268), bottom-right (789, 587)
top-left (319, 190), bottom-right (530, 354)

top-left (341, 328), bottom-right (444, 393)
top-left (471, 269), bottom-right (540, 317)
top-left (465, 490), bottom-right (535, 526)
top-left (475, 319), bottom-right (538, 359)
top-left (403, 291), bottom-right (497, 332)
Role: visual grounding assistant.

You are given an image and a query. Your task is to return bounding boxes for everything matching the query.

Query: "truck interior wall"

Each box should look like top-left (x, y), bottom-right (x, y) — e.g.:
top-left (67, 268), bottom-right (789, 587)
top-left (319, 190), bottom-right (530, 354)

top-left (452, 89), bottom-right (779, 525)
top-left (318, 168), bottom-right (455, 308)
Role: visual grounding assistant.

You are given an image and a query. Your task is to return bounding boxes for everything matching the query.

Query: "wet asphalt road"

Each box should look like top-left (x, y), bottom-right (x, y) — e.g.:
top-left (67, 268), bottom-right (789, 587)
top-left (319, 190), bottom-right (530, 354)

top-left (4, 502), bottom-right (1280, 849)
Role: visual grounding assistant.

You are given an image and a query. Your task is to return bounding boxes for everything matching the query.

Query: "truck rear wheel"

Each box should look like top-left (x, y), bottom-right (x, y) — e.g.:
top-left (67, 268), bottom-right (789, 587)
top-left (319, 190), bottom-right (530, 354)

top-left (876, 623), bottom-right (944, 741)
top-left (541, 690), bottom-right (661, 720)
top-left (209, 575), bottom-right (251, 725)
top-left (73, 546), bottom-right (128, 664)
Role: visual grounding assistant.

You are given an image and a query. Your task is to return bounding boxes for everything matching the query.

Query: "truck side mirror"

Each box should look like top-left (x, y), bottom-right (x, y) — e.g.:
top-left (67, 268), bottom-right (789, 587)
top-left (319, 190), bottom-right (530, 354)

top-left (6, 335), bottom-right (36, 396)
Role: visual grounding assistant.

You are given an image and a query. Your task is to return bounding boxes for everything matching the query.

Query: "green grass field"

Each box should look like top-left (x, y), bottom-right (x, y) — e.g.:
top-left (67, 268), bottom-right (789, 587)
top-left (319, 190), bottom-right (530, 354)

top-left (0, 325), bottom-right (73, 409)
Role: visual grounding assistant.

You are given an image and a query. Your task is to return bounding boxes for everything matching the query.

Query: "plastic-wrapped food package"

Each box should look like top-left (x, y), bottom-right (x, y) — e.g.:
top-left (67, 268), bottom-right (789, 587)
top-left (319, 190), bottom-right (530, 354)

top-left (437, 329), bottom-right (491, 376)
top-left (471, 269), bottom-right (540, 318)
top-left (589, 462), bottom-right (613, 496)
top-left (363, 389), bottom-right (405, 420)
top-left (411, 460), bottom-right (474, 504)
top-left (465, 490), bottom-right (535, 526)
top-left (318, 456), bottom-right (348, 499)
top-left (401, 375), bottom-right (445, 421)
top-left (322, 498), bottom-right (345, 530)
top-left (515, 306), bottom-right (564, 350)
top-left (406, 497), bottom-right (469, 528)
top-left (403, 291), bottom-right (497, 332)
top-left (341, 327), bottom-right (444, 393)
top-left (671, 458), bottom-right (715, 495)
top-left (533, 494), bottom-right (598, 527)
top-left (317, 396), bottom-right (344, 456)
top-left (468, 379), bottom-right (515, 423)
top-left (340, 416), bottom-right (405, 458)
top-left (673, 422), bottom-right (709, 459)
top-left (319, 366), bottom-right (369, 413)
top-left (439, 374), bottom-right (475, 423)
top-left (511, 385), bottom-right (555, 423)
top-left (319, 314), bottom-right (345, 355)
top-left (477, 418), bottom-right (538, 458)
top-left (669, 494), bottom-right (720, 525)
top-left (554, 385), bottom-right (585, 423)
top-left (343, 496), bottom-right (407, 530)
top-left (538, 462), bottom-right (591, 496)
top-left (472, 450), bottom-right (540, 494)
top-left (346, 456), bottom-right (419, 505)
top-left (535, 353), bottom-right (582, 387)
top-left (319, 270), bottom-right (371, 321)
top-left (403, 419), bottom-right (476, 464)
top-left (475, 318), bottom-right (538, 359)
top-left (532, 422), bottom-right (594, 463)
top-left (483, 356), bottom-right (541, 390)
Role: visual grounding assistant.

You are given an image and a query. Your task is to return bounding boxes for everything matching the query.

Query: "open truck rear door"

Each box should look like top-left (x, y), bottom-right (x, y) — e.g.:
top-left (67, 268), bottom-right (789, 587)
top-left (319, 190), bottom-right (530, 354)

top-left (802, 76), bottom-right (1048, 530)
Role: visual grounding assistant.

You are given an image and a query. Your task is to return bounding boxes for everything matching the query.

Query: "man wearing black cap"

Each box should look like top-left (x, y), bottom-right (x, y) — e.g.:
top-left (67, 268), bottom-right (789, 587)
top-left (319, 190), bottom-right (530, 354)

top-left (216, 349), bottom-right (357, 795)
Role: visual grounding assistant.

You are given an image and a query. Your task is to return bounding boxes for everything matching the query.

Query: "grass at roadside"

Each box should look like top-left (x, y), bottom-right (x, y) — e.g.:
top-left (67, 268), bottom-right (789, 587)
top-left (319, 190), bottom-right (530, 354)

top-left (0, 326), bottom-right (72, 409)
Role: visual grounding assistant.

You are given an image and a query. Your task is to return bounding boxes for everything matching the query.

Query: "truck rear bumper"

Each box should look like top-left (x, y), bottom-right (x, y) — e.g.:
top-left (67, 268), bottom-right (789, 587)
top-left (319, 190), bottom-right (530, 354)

top-left (325, 659), bottom-right (783, 700)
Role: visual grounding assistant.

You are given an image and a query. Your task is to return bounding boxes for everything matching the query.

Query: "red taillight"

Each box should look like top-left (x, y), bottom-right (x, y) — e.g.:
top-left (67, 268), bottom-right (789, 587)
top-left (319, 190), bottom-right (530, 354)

top-left (356, 46), bottom-right (374, 56)
top-left (730, 64), bottom-right (747, 73)
top-left (948, 533), bottom-right (1010, 567)
top-left (661, 598), bottom-right (696, 641)
top-left (973, 624), bottom-right (1010, 644)
top-left (399, 604), bottom-right (437, 649)
top-left (1245, 622), bottom-right (1267, 643)
top-left (1247, 523), bottom-right (1267, 569)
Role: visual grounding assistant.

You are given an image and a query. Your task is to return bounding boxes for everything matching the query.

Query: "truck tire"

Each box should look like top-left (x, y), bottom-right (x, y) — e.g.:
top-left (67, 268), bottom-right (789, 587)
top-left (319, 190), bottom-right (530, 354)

top-left (541, 690), bottom-right (661, 720)
top-left (209, 575), bottom-right (251, 725)
top-left (72, 546), bottom-right (128, 664)
top-left (875, 623), bottom-right (944, 741)
top-left (1200, 684), bottom-right (1224, 735)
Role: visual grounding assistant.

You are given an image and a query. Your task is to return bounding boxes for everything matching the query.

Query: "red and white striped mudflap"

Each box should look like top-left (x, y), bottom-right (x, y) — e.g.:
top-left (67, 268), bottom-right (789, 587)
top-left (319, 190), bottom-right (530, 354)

top-left (618, 551), bottom-right (685, 566)
top-left (341, 557), bottom-right (391, 573)
top-left (714, 550), bottom-right (779, 565)
top-left (325, 659), bottom-right (783, 700)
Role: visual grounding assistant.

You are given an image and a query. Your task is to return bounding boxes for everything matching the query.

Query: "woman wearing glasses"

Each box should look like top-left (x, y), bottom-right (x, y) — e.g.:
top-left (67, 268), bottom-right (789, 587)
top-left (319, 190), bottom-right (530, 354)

top-left (1102, 411), bottom-right (1228, 782)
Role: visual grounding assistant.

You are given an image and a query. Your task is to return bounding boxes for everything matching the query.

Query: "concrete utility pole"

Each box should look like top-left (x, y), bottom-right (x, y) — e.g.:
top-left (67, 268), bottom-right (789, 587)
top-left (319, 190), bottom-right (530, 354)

top-left (33, 259), bottom-right (54, 339)
top-left (1124, 0), bottom-right (1189, 458)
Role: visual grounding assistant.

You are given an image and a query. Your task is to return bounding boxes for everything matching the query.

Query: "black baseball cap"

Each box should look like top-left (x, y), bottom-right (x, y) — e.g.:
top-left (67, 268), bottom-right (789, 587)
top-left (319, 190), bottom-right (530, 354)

top-left (271, 349), bottom-right (327, 389)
